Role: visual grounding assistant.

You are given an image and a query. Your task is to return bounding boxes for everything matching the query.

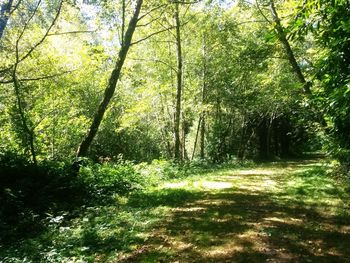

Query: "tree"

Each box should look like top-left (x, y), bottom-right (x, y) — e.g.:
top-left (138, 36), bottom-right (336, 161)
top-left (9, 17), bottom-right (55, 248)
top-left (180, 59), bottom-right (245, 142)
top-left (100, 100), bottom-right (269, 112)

top-left (76, 0), bottom-right (144, 158)
top-left (255, 0), bottom-right (311, 94)
top-left (174, 2), bottom-right (183, 161)
top-left (0, 0), bottom-right (64, 164)
top-left (292, 0), bottom-right (350, 165)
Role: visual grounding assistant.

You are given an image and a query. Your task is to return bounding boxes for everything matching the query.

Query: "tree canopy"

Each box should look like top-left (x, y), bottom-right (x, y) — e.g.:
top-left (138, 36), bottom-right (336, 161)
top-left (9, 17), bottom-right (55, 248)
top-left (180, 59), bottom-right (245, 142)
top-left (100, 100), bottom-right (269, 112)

top-left (0, 0), bottom-right (349, 166)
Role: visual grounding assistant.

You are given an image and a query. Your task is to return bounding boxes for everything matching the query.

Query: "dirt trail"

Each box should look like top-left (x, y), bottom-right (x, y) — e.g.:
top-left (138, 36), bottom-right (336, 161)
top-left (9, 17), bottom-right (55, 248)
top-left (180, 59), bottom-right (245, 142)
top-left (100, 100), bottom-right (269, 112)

top-left (124, 160), bottom-right (350, 263)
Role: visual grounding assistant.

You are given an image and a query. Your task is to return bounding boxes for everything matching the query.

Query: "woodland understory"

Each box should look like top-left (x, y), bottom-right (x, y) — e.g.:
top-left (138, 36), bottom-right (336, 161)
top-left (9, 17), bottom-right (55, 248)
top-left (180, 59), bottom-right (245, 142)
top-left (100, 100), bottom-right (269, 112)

top-left (1, 0), bottom-right (350, 262)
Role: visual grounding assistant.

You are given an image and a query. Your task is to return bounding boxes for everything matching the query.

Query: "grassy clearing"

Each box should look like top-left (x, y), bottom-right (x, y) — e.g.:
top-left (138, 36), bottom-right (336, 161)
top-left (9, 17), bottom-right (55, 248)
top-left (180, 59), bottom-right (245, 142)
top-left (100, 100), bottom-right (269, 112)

top-left (1, 159), bottom-right (350, 262)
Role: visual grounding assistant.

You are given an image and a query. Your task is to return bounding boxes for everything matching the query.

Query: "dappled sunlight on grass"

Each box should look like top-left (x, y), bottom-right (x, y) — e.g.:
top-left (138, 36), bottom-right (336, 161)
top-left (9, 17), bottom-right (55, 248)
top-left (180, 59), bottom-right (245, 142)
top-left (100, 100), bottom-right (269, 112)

top-left (164, 181), bottom-right (233, 190)
top-left (194, 181), bottom-right (233, 189)
top-left (236, 169), bottom-right (278, 175)
top-left (122, 160), bottom-right (350, 262)
top-left (164, 181), bottom-right (189, 188)
top-left (2, 159), bottom-right (349, 262)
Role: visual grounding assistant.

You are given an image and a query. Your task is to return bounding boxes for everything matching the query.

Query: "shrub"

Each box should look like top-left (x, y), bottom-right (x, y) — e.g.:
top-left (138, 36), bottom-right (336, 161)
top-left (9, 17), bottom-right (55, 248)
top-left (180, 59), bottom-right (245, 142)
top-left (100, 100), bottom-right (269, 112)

top-left (0, 152), bottom-right (84, 243)
top-left (79, 160), bottom-right (146, 199)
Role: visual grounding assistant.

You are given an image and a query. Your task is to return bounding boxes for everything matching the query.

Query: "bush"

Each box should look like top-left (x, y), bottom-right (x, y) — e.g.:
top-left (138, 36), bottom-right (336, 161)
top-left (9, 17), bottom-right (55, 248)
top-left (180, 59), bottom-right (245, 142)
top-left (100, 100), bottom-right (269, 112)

top-left (0, 152), bottom-right (84, 243)
top-left (79, 159), bottom-right (146, 199)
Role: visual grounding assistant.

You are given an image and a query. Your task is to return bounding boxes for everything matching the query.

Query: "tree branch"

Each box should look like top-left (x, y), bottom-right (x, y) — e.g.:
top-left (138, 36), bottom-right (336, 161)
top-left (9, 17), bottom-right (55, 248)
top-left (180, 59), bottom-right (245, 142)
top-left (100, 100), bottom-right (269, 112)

top-left (129, 57), bottom-right (177, 72)
top-left (18, 0), bottom-right (63, 64)
top-left (48, 30), bottom-right (95, 36)
top-left (138, 3), bottom-right (168, 21)
top-left (170, 0), bottom-right (201, 4)
top-left (255, 0), bottom-right (272, 24)
top-left (16, 0), bottom-right (42, 45)
top-left (0, 69), bottom-right (76, 84)
top-left (10, 0), bottom-right (22, 15)
top-left (131, 26), bottom-right (175, 46)
top-left (136, 15), bottom-right (161, 27)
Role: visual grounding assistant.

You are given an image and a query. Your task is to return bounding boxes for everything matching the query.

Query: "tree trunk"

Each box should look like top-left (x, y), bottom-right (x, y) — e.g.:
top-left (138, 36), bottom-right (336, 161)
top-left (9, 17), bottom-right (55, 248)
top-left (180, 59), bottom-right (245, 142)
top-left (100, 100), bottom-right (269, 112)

top-left (258, 117), bottom-right (269, 160)
top-left (0, 0), bottom-right (13, 39)
top-left (238, 118), bottom-right (247, 160)
top-left (13, 70), bottom-right (37, 165)
top-left (200, 36), bottom-right (207, 159)
top-left (200, 114), bottom-right (205, 159)
top-left (159, 93), bottom-right (173, 158)
top-left (269, 0), bottom-right (311, 95)
top-left (76, 0), bottom-right (143, 158)
top-left (270, 1), bottom-right (329, 128)
top-left (182, 114), bottom-right (186, 160)
top-left (174, 2), bottom-right (183, 161)
top-left (279, 116), bottom-right (290, 158)
top-left (191, 116), bottom-right (201, 160)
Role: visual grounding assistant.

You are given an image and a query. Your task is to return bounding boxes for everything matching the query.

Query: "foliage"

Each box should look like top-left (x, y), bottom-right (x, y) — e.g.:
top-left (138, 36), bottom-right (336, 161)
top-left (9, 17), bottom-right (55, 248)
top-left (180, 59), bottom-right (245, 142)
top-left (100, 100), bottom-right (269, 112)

top-left (0, 152), bottom-right (83, 243)
top-left (0, 0), bottom-right (350, 261)
top-left (79, 159), bottom-right (147, 199)
top-left (1, 159), bottom-right (350, 262)
top-left (0, 0), bottom-right (327, 163)
top-left (291, 0), bottom-right (350, 168)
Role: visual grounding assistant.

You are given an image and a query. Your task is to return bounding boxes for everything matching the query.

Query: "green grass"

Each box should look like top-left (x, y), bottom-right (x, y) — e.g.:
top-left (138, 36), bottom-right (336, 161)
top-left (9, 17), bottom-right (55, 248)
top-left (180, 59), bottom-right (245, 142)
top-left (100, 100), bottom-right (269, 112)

top-left (1, 159), bottom-right (350, 262)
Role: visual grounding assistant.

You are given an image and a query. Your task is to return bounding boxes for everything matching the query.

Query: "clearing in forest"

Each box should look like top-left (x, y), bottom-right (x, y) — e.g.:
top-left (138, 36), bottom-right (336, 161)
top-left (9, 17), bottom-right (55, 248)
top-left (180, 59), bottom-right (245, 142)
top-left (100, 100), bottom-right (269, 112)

top-left (121, 160), bottom-right (350, 263)
top-left (2, 159), bottom-right (350, 263)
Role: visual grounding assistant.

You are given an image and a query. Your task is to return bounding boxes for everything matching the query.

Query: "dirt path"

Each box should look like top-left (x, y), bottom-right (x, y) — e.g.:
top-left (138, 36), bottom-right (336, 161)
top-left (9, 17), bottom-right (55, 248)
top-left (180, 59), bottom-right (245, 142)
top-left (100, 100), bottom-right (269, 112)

top-left (122, 160), bottom-right (350, 263)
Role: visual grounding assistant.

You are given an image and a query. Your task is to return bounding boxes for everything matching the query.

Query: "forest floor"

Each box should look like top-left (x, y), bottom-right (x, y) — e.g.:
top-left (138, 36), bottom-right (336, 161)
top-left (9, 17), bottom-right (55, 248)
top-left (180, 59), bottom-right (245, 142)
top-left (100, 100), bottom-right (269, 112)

top-left (2, 159), bottom-right (350, 262)
top-left (119, 159), bottom-right (350, 263)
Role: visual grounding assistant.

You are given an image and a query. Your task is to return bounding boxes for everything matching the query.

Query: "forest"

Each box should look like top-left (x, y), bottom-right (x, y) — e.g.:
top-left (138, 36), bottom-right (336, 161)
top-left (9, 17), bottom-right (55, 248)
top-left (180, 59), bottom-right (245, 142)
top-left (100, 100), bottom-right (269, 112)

top-left (1, 0), bottom-right (350, 262)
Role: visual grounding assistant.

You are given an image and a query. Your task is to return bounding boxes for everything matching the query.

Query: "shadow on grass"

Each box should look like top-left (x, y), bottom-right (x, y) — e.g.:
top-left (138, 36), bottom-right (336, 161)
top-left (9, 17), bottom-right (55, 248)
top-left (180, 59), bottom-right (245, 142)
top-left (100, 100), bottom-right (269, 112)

top-left (2, 160), bottom-right (350, 263)
top-left (123, 165), bottom-right (350, 263)
top-left (127, 188), bottom-right (205, 208)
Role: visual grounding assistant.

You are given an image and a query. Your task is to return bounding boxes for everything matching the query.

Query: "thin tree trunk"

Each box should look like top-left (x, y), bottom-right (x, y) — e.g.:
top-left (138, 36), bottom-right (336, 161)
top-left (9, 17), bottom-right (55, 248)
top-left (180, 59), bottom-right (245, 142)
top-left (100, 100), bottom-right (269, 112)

top-left (200, 37), bottom-right (207, 159)
top-left (76, 0), bottom-right (143, 158)
top-left (174, 2), bottom-right (183, 161)
top-left (279, 116), bottom-right (290, 157)
top-left (182, 113), bottom-right (186, 160)
top-left (269, 0), bottom-right (311, 95)
top-left (7, 0), bottom-right (62, 165)
top-left (191, 116), bottom-right (202, 160)
top-left (0, 0), bottom-right (13, 39)
top-left (200, 115), bottom-right (205, 159)
top-left (238, 117), bottom-right (247, 160)
top-left (258, 117), bottom-right (269, 160)
top-left (159, 93), bottom-right (173, 158)
top-left (182, 124), bottom-right (188, 160)
top-left (121, 0), bottom-right (125, 46)
top-left (267, 115), bottom-right (274, 158)
top-left (12, 69), bottom-right (37, 165)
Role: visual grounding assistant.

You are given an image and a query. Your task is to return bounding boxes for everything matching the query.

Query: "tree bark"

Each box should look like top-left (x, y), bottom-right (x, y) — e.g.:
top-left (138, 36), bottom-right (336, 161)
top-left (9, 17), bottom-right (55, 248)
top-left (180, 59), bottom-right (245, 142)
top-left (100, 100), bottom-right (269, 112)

top-left (269, 0), bottom-right (311, 95)
top-left (182, 123), bottom-right (188, 160)
top-left (13, 69), bottom-right (37, 165)
top-left (279, 116), bottom-right (291, 157)
top-left (191, 116), bottom-right (201, 160)
top-left (200, 35), bottom-right (207, 159)
top-left (200, 114), bottom-right (205, 159)
top-left (174, 2), bottom-right (183, 161)
top-left (76, 0), bottom-right (143, 158)
top-left (258, 117), bottom-right (269, 160)
top-left (0, 0), bottom-right (13, 39)
top-left (238, 118), bottom-right (247, 160)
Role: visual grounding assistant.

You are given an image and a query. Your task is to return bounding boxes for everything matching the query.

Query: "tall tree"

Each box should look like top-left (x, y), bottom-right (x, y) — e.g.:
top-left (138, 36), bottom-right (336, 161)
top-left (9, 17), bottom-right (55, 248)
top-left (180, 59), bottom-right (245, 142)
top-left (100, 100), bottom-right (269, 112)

top-left (268, 0), bottom-right (311, 95)
top-left (200, 36), bottom-right (207, 159)
top-left (174, 2), bottom-right (183, 161)
top-left (293, 0), bottom-right (350, 165)
top-left (76, 0), bottom-right (143, 157)
top-left (0, 0), bottom-right (64, 164)
top-left (255, 0), bottom-right (311, 94)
